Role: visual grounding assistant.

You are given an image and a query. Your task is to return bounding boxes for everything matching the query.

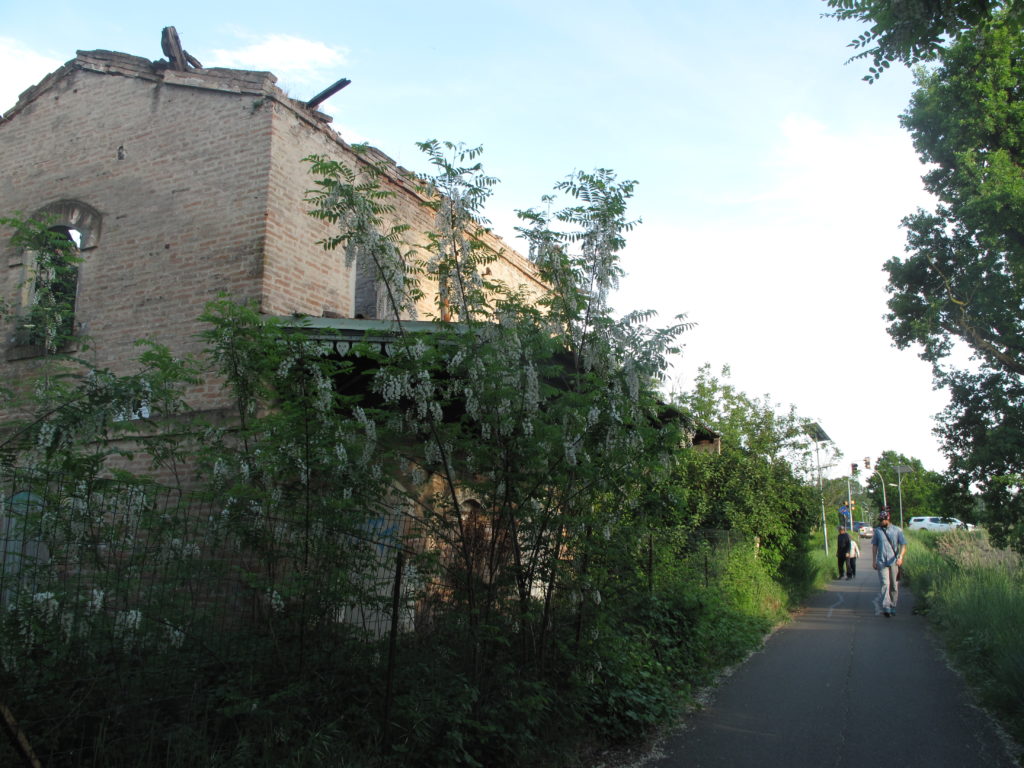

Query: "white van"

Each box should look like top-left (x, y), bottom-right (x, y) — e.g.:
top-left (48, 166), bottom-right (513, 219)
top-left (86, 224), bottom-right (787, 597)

top-left (907, 516), bottom-right (975, 532)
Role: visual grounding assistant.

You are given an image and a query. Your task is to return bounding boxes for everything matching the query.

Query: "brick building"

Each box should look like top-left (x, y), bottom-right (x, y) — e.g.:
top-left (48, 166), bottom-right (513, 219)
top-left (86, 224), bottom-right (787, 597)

top-left (0, 44), bottom-right (545, 421)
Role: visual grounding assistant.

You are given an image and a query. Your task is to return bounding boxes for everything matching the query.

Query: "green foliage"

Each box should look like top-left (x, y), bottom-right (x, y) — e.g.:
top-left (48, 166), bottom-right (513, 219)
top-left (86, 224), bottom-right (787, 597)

top-left (415, 140), bottom-right (503, 322)
top-left (576, 538), bottom-right (788, 745)
top-left (0, 214), bottom-right (83, 352)
top-left (670, 365), bottom-right (819, 575)
top-left (891, 20), bottom-right (1024, 374)
top-left (862, 450), bottom-right (946, 521)
top-left (306, 150), bottom-right (422, 320)
top-left (0, 142), bottom-right (824, 766)
top-left (903, 529), bottom-right (1024, 744)
top-left (883, 20), bottom-right (1024, 550)
top-left (0, 349), bottom-right (199, 479)
top-left (823, 0), bottom-right (1024, 82)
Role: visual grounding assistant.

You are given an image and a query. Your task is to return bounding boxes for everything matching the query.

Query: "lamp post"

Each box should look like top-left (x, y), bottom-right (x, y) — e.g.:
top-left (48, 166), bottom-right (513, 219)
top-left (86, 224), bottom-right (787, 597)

top-left (875, 470), bottom-right (888, 509)
top-left (806, 423), bottom-right (832, 555)
top-left (865, 457), bottom-right (887, 513)
top-left (895, 464), bottom-right (913, 528)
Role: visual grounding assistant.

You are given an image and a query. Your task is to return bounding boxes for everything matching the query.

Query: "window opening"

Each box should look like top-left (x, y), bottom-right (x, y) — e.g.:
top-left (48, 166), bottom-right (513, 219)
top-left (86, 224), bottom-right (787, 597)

top-left (18, 226), bottom-right (81, 350)
top-left (7, 200), bottom-right (100, 354)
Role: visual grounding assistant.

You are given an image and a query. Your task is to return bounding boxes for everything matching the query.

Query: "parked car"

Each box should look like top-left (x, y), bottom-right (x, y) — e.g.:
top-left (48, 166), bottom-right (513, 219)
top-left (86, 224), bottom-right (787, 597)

top-left (857, 524), bottom-right (873, 539)
top-left (907, 516), bottom-right (975, 532)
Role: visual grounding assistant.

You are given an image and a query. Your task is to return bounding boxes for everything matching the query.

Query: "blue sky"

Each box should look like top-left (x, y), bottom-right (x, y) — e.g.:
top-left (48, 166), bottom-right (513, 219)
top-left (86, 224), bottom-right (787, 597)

top-left (0, 0), bottom-right (949, 479)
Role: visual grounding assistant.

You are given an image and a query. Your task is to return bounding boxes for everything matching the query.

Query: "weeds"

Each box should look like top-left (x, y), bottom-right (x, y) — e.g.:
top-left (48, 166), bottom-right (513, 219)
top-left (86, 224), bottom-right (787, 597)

top-left (906, 529), bottom-right (1024, 745)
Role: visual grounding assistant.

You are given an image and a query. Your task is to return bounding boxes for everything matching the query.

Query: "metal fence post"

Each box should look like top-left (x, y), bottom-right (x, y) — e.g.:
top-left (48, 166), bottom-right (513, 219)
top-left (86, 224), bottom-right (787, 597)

top-left (381, 549), bottom-right (404, 755)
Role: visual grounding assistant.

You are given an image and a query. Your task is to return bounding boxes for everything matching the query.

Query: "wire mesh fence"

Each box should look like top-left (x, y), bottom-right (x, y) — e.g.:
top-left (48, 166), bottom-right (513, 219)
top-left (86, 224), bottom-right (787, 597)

top-left (0, 467), bottom-right (421, 644)
top-left (0, 466), bottom-right (425, 765)
top-left (0, 466), bottom-right (756, 766)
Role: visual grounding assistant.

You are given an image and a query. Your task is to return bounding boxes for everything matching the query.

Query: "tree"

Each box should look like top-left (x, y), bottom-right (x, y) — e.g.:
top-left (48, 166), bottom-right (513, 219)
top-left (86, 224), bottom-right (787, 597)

top-left (887, 21), bottom-right (1024, 376)
top-left (933, 365), bottom-right (1024, 543)
top-left (823, 0), bottom-right (1024, 81)
top-left (882, 20), bottom-right (1024, 549)
top-left (821, 474), bottom-right (865, 528)
top-left (671, 365), bottom-right (819, 573)
top-left (862, 451), bottom-right (946, 522)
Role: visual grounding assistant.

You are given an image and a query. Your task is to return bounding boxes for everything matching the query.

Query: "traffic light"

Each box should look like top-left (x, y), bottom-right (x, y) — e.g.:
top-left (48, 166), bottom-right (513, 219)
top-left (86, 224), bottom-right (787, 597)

top-left (851, 462), bottom-right (859, 475)
top-left (864, 457), bottom-right (871, 469)
top-left (851, 499), bottom-right (856, 510)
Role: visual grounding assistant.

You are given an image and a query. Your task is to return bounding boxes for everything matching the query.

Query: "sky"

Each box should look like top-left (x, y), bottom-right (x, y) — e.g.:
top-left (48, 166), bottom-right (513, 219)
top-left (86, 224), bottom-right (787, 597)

top-left (0, 0), bottom-right (950, 479)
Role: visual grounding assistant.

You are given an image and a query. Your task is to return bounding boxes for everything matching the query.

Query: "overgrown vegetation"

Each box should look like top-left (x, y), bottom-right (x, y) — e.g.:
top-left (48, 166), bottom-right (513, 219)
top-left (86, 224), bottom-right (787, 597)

top-left (903, 529), bottom-right (1024, 745)
top-left (0, 142), bottom-right (825, 766)
top-left (0, 215), bottom-right (82, 352)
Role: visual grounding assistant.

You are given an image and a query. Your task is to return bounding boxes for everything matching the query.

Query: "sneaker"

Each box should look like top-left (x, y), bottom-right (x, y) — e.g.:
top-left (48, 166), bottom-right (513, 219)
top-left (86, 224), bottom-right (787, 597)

top-left (883, 611), bottom-right (892, 617)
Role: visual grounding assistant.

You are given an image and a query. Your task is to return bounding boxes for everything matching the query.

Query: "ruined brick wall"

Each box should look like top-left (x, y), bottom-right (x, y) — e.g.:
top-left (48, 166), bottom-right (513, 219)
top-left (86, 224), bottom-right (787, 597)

top-left (0, 47), bottom-right (546, 456)
top-left (262, 103), bottom-right (546, 322)
top-left (0, 51), bottom-right (277, 414)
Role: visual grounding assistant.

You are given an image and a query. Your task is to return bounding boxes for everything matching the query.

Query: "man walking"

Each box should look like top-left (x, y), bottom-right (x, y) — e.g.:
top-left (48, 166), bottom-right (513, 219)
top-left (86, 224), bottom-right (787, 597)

top-left (836, 525), bottom-right (851, 579)
top-left (872, 508), bottom-right (906, 617)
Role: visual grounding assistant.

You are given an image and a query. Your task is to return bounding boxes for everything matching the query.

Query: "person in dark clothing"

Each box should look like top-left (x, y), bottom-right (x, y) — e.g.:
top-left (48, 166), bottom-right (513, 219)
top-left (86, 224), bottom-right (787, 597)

top-left (836, 526), bottom-right (852, 579)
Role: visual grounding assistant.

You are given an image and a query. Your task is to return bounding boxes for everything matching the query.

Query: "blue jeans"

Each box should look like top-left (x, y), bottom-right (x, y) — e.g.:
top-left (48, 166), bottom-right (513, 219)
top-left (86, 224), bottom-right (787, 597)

top-left (878, 564), bottom-right (899, 613)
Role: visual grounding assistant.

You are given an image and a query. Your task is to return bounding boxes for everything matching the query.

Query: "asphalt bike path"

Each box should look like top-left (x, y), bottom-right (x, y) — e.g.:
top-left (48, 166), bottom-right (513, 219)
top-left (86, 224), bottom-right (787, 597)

top-left (646, 550), bottom-right (1019, 768)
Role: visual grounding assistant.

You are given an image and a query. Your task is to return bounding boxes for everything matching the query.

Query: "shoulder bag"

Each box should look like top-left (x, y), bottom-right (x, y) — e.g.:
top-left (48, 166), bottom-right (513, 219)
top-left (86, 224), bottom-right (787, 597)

top-left (884, 528), bottom-right (903, 581)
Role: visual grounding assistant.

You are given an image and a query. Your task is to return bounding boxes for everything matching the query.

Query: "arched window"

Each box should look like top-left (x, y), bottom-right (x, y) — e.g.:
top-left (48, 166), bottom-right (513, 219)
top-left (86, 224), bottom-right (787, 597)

top-left (7, 200), bottom-right (100, 353)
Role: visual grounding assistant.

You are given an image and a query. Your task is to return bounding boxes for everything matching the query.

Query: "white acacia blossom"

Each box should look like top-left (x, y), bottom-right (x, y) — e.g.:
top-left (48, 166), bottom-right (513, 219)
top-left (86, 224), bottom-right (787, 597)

top-left (165, 625), bottom-right (185, 649)
top-left (267, 589), bottom-right (285, 613)
top-left (564, 436), bottom-right (578, 466)
top-left (87, 589), bottom-right (105, 614)
top-left (114, 609), bottom-right (143, 649)
top-left (32, 592), bottom-right (59, 622)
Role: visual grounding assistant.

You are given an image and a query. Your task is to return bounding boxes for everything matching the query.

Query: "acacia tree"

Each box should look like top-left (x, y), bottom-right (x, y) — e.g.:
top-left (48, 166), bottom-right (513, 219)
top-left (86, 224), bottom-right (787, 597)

top-left (302, 141), bottom-right (703, 751)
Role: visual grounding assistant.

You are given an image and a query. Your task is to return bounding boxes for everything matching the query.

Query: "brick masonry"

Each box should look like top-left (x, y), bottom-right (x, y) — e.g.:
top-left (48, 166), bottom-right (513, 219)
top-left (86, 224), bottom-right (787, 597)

top-left (0, 48), bottom-right (545, 424)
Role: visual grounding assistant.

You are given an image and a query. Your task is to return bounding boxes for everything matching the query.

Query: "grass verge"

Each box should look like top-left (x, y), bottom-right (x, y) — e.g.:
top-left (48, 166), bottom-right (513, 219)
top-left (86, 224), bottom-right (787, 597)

top-left (904, 529), bottom-right (1024, 749)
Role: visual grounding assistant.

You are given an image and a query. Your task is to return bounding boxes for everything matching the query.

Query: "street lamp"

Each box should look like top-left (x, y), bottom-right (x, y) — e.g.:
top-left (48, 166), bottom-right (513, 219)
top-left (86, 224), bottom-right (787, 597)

top-left (865, 456), bottom-right (887, 512)
top-left (805, 423), bottom-right (832, 555)
top-left (894, 464), bottom-right (913, 528)
top-left (873, 468), bottom-right (888, 510)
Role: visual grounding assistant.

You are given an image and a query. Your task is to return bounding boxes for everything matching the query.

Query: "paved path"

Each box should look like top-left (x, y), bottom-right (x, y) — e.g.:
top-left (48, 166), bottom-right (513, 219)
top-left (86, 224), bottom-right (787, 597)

top-left (646, 550), bottom-right (1020, 768)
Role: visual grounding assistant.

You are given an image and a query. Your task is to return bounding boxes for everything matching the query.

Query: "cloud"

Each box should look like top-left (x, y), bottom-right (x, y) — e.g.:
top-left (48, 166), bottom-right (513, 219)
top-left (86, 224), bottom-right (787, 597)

top-left (207, 34), bottom-right (348, 94)
top-left (0, 37), bottom-right (64, 115)
top-left (610, 113), bottom-right (950, 471)
top-left (751, 113), bottom-right (933, 219)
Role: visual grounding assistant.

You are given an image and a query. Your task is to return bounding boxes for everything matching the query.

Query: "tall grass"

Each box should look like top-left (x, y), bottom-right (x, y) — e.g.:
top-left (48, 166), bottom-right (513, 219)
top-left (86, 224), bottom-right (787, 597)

top-left (905, 529), bottom-right (1024, 744)
top-left (808, 533), bottom-right (847, 589)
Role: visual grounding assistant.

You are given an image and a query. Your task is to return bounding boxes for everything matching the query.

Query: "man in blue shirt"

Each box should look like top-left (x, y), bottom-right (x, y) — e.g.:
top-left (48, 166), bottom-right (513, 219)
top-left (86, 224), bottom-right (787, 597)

top-left (872, 507), bottom-right (907, 617)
